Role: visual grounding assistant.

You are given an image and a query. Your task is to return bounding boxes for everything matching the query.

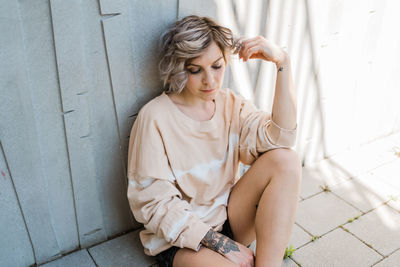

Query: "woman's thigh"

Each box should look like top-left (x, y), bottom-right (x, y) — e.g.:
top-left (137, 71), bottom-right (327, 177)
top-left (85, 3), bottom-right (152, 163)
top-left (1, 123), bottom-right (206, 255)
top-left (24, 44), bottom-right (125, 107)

top-left (173, 246), bottom-right (238, 267)
top-left (227, 148), bottom-right (300, 246)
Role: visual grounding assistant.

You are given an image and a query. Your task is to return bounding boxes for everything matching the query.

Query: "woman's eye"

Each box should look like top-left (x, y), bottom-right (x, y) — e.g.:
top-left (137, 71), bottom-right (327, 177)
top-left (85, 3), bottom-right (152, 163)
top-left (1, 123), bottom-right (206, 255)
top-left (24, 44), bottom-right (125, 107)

top-left (188, 69), bottom-right (201, 74)
top-left (212, 65), bottom-right (222, 70)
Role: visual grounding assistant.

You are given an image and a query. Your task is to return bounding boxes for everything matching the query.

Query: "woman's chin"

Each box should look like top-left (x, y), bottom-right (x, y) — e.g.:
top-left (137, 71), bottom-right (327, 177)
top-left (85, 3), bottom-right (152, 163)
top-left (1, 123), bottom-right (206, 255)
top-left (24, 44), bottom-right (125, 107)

top-left (202, 92), bottom-right (217, 101)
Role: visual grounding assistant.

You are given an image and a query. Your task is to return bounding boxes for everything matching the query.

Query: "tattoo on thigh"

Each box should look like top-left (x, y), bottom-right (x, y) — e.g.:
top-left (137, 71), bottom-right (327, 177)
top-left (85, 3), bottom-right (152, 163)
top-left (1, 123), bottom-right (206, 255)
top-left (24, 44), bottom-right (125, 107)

top-left (201, 229), bottom-right (240, 254)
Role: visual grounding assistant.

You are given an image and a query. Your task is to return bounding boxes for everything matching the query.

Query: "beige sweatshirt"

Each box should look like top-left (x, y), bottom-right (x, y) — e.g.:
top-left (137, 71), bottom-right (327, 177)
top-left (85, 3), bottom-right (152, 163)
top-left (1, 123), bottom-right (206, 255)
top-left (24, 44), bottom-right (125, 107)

top-left (127, 88), bottom-right (297, 256)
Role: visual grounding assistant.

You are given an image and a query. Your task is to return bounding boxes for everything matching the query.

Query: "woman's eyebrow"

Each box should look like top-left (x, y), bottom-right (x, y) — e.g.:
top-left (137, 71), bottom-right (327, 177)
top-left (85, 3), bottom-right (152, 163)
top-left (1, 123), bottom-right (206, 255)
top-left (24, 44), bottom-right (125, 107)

top-left (187, 56), bottom-right (224, 67)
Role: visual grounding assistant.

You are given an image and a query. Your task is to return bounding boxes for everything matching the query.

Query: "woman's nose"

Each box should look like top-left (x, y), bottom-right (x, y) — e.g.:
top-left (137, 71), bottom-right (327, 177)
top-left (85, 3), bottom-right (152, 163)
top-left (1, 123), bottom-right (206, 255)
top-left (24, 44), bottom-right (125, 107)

top-left (202, 70), bottom-right (214, 86)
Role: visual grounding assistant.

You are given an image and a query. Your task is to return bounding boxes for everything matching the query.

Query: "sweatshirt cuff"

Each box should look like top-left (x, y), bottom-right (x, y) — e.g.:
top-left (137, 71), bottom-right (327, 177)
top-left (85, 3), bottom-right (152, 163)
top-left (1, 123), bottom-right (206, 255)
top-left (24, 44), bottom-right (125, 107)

top-left (184, 220), bottom-right (211, 252)
top-left (265, 119), bottom-right (297, 147)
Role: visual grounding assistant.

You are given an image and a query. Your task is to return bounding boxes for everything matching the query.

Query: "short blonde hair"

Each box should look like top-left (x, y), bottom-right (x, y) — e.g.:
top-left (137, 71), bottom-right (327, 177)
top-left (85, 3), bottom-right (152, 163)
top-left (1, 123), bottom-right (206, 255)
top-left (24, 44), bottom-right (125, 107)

top-left (159, 15), bottom-right (240, 94)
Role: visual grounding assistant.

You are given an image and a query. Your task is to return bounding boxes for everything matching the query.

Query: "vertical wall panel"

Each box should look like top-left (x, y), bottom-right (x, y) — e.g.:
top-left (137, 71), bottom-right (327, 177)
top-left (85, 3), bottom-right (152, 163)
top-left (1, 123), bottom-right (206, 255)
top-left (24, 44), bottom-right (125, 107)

top-left (50, 0), bottom-right (107, 247)
top-left (100, 0), bottom-right (138, 172)
top-left (0, 0), bottom-right (61, 264)
top-left (128, 0), bottom-right (179, 107)
top-left (79, 0), bottom-right (134, 237)
top-left (19, 0), bottom-right (79, 255)
top-left (98, 2), bottom-right (142, 231)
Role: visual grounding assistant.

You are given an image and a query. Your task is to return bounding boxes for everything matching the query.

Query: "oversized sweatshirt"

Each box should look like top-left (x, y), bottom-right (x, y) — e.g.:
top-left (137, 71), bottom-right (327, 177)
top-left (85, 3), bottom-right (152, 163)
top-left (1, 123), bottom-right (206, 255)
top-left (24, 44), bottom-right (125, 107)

top-left (127, 88), bottom-right (297, 256)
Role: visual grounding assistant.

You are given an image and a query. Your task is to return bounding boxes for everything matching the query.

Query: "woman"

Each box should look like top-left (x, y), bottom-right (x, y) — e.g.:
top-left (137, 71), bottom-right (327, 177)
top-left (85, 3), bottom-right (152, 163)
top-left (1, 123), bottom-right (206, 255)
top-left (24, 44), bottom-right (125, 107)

top-left (127, 15), bottom-right (301, 267)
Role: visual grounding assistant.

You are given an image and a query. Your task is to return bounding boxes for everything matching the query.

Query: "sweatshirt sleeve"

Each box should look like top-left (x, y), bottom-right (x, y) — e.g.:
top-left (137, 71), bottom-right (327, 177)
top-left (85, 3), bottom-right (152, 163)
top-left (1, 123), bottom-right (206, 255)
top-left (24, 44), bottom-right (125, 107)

top-left (126, 108), bottom-right (211, 252)
top-left (238, 96), bottom-right (297, 165)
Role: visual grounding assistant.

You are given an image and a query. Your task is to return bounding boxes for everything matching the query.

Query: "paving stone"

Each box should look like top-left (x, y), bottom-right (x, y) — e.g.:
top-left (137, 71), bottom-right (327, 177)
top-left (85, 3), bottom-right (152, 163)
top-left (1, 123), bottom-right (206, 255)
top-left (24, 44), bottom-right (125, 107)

top-left (370, 160), bottom-right (400, 192)
top-left (296, 192), bottom-right (360, 236)
top-left (89, 229), bottom-right (156, 267)
top-left (345, 205), bottom-right (400, 256)
top-left (327, 137), bottom-right (398, 179)
top-left (362, 134), bottom-right (400, 164)
top-left (381, 132), bottom-right (400, 160)
top-left (387, 198), bottom-right (400, 212)
top-left (330, 172), bottom-right (400, 213)
top-left (301, 160), bottom-right (350, 199)
top-left (289, 224), bottom-right (312, 249)
top-left (40, 250), bottom-right (95, 267)
top-left (282, 258), bottom-right (299, 267)
top-left (374, 249), bottom-right (400, 267)
top-left (292, 228), bottom-right (382, 267)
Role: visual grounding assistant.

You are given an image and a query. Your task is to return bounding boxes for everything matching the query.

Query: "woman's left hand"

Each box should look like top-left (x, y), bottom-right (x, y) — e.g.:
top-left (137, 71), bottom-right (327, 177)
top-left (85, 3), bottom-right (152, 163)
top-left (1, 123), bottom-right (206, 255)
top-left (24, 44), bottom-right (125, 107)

top-left (238, 36), bottom-right (288, 66)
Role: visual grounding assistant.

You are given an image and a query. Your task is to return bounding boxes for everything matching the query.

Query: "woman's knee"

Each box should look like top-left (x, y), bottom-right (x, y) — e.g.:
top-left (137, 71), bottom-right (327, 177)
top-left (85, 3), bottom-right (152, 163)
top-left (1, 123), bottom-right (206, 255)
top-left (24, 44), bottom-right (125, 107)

top-left (260, 148), bottom-right (302, 180)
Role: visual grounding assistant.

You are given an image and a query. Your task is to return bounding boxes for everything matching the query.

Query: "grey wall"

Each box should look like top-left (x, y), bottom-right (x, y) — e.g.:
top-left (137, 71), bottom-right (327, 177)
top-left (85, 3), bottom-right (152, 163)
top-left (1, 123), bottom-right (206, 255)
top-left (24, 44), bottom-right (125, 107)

top-left (1, 0), bottom-right (399, 266)
top-left (0, 0), bottom-right (177, 265)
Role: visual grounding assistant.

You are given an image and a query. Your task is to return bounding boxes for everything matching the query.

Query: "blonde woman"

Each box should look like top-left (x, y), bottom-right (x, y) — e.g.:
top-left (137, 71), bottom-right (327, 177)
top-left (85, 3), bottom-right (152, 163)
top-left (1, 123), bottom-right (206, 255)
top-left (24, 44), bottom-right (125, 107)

top-left (127, 15), bottom-right (301, 267)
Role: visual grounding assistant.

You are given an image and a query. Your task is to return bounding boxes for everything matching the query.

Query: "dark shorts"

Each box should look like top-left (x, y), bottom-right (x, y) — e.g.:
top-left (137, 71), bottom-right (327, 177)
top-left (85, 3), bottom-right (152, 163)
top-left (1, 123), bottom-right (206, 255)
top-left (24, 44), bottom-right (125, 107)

top-left (155, 219), bottom-right (235, 267)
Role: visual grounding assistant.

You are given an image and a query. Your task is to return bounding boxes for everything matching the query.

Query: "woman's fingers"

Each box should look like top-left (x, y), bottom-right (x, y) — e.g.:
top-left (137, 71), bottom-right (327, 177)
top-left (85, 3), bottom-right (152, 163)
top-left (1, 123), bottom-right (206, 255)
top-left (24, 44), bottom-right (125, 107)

top-left (240, 36), bottom-right (262, 47)
top-left (244, 45), bottom-right (261, 61)
top-left (239, 37), bottom-right (267, 61)
top-left (240, 42), bottom-right (260, 59)
top-left (239, 36), bottom-right (285, 63)
top-left (242, 44), bottom-right (270, 61)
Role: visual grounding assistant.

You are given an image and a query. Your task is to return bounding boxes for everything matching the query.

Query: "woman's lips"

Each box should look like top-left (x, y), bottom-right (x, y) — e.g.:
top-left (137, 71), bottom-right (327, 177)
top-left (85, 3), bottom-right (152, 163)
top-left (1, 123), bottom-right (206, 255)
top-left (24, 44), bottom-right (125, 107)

top-left (201, 89), bottom-right (214, 93)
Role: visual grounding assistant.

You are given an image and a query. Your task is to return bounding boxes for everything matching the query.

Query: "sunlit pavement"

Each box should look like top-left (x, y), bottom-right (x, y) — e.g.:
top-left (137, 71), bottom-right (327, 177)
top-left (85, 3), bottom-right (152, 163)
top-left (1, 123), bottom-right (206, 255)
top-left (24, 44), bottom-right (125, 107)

top-left (280, 131), bottom-right (400, 266)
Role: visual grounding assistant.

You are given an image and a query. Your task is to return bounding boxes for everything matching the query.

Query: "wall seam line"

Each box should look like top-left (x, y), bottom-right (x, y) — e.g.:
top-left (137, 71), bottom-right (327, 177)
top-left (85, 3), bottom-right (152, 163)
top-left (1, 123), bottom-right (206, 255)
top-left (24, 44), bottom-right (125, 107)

top-left (48, 0), bottom-right (82, 248)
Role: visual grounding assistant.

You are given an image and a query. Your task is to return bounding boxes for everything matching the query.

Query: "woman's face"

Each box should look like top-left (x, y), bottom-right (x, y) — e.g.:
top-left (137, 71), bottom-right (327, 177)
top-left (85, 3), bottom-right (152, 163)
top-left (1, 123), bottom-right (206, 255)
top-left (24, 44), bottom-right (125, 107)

top-left (183, 41), bottom-right (226, 102)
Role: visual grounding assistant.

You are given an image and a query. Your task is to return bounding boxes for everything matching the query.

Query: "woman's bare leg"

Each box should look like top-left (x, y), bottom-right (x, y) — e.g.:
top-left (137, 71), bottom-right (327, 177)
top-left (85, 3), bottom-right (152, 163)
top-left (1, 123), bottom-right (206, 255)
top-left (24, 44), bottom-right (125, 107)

top-left (173, 246), bottom-right (238, 267)
top-left (227, 148), bottom-right (302, 267)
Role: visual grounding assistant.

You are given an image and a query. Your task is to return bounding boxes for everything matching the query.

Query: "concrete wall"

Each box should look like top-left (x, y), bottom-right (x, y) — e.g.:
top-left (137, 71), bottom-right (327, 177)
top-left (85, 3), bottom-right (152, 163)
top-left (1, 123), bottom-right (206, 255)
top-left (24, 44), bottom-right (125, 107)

top-left (0, 0), bottom-right (399, 266)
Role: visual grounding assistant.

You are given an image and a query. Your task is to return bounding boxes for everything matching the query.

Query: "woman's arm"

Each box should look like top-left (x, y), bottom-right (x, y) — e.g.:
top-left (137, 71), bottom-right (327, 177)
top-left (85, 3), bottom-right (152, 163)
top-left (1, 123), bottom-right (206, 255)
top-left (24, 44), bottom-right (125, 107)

top-left (239, 36), bottom-right (297, 130)
top-left (272, 54), bottom-right (297, 129)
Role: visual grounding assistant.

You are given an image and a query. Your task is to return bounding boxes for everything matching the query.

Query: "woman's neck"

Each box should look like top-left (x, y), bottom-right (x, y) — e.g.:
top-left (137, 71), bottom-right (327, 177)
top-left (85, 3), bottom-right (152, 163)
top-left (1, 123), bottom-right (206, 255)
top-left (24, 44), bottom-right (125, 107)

top-left (169, 91), bottom-right (213, 108)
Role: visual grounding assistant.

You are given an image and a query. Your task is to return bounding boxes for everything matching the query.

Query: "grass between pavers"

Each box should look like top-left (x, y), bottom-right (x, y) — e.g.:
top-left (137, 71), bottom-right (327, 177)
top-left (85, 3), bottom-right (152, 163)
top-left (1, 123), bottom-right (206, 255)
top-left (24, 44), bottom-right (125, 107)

top-left (284, 245), bottom-right (296, 259)
top-left (340, 225), bottom-right (375, 251)
top-left (311, 235), bottom-right (320, 242)
top-left (347, 215), bottom-right (361, 223)
top-left (319, 184), bottom-right (331, 192)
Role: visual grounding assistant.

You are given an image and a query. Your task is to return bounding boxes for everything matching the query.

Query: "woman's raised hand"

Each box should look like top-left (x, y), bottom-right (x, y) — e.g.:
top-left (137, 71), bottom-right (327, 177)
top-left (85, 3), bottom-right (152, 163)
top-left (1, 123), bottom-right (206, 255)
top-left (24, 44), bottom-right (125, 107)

top-left (238, 36), bottom-right (288, 66)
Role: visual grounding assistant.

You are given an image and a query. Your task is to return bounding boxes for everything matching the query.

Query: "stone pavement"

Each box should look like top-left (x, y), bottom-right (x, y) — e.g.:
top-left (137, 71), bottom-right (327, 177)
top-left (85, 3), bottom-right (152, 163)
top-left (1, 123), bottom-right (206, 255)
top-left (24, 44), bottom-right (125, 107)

top-left (281, 131), bottom-right (400, 267)
top-left (39, 132), bottom-right (400, 267)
